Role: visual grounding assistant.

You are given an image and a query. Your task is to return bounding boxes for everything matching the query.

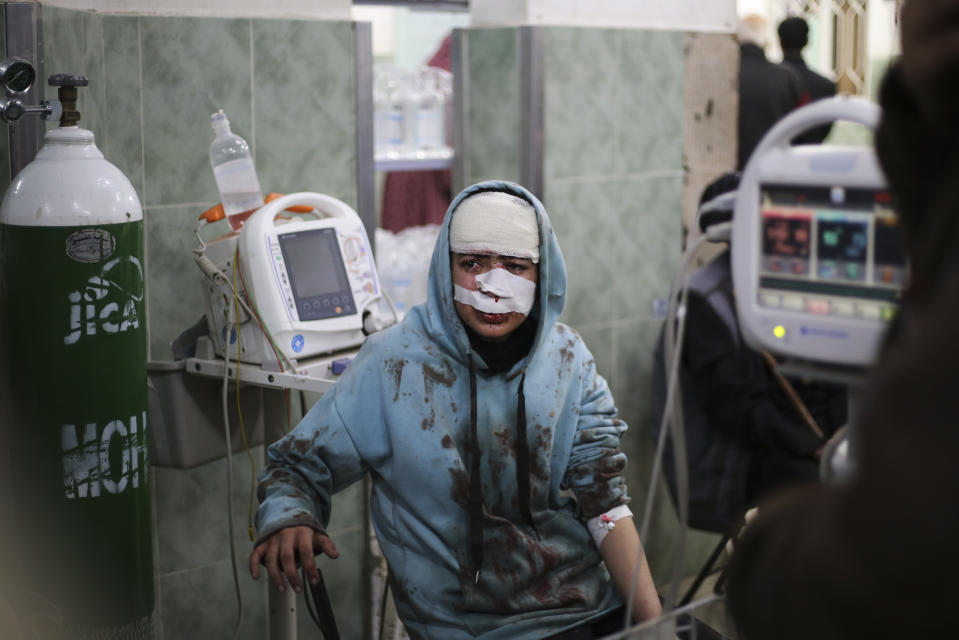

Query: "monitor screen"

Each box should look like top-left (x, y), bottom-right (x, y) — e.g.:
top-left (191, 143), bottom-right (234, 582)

top-left (757, 183), bottom-right (905, 322)
top-left (278, 227), bottom-right (356, 321)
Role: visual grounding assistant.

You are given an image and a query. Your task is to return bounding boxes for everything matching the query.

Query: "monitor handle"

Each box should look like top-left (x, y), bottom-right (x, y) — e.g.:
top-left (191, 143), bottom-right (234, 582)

top-left (745, 96), bottom-right (880, 172)
top-left (254, 191), bottom-right (361, 226)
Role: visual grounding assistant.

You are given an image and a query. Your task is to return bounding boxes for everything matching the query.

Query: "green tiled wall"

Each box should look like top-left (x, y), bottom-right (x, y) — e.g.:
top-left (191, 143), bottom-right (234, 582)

top-left (544, 26), bottom-right (705, 584)
top-left (465, 27), bottom-right (521, 184)
top-left (542, 28), bottom-right (684, 180)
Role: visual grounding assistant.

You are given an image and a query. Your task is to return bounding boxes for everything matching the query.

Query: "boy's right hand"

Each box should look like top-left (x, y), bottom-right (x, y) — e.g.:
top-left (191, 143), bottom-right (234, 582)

top-left (249, 525), bottom-right (340, 594)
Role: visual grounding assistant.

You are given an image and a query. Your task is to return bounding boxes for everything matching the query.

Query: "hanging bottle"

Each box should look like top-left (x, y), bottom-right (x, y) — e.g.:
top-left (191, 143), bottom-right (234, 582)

top-left (208, 109), bottom-right (264, 230)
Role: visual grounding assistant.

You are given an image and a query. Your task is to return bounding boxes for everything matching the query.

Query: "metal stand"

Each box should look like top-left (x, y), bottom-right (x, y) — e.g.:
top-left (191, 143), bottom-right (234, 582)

top-left (269, 587), bottom-right (297, 640)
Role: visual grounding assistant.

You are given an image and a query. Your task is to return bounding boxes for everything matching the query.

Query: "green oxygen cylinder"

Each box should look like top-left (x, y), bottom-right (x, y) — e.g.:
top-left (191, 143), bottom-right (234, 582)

top-left (0, 75), bottom-right (155, 638)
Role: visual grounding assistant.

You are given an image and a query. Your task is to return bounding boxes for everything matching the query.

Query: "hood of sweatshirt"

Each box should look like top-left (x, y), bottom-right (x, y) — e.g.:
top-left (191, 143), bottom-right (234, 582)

top-left (411, 179), bottom-right (567, 374)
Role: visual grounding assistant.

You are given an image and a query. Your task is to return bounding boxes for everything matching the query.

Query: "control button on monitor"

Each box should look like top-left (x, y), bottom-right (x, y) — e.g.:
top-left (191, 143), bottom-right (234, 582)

top-left (760, 293), bottom-right (782, 308)
top-left (832, 301), bottom-right (855, 317)
top-left (857, 304), bottom-right (881, 320)
top-left (846, 263), bottom-right (860, 279)
top-left (782, 295), bottom-right (804, 311)
top-left (805, 299), bottom-right (830, 315)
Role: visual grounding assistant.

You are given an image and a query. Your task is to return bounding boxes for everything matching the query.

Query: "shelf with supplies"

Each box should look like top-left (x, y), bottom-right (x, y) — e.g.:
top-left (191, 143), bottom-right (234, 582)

top-left (374, 146), bottom-right (453, 172)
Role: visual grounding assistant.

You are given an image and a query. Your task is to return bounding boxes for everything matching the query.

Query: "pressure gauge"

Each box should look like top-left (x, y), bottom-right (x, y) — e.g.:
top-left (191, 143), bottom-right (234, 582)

top-left (0, 57), bottom-right (36, 95)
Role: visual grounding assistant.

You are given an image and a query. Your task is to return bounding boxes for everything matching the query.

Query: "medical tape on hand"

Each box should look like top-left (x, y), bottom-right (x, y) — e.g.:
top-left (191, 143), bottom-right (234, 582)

top-left (453, 267), bottom-right (536, 315)
top-left (587, 504), bottom-right (633, 548)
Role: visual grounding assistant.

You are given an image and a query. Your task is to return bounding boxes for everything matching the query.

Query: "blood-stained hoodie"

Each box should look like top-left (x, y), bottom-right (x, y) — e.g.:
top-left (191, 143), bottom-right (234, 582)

top-left (254, 180), bottom-right (629, 639)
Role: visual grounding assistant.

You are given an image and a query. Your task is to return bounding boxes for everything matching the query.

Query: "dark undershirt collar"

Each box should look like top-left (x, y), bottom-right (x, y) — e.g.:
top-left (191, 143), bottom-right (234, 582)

top-left (466, 318), bottom-right (535, 374)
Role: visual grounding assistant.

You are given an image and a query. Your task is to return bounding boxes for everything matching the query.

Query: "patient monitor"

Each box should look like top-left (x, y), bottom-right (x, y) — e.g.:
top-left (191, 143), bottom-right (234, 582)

top-left (200, 192), bottom-right (395, 365)
top-left (731, 98), bottom-right (906, 369)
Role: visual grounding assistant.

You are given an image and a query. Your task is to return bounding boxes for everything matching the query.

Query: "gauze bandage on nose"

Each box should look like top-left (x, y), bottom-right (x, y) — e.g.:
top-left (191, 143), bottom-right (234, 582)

top-left (453, 267), bottom-right (536, 315)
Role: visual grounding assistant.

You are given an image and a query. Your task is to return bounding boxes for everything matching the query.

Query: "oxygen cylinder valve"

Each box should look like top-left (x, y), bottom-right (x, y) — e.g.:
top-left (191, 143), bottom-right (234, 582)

top-left (49, 73), bottom-right (88, 127)
top-left (0, 57), bottom-right (62, 125)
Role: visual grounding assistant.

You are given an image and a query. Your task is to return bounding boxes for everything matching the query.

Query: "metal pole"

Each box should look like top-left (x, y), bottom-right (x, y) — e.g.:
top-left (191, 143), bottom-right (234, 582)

top-left (354, 20), bottom-right (375, 254)
top-left (451, 28), bottom-right (469, 194)
top-left (269, 586), bottom-right (298, 640)
top-left (3, 1), bottom-right (44, 180)
top-left (0, 0), bottom-right (43, 609)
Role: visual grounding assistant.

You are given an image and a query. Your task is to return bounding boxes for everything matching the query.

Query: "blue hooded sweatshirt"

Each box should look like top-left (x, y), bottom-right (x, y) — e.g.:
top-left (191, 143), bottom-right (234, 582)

top-left (255, 181), bottom-right (630, 639)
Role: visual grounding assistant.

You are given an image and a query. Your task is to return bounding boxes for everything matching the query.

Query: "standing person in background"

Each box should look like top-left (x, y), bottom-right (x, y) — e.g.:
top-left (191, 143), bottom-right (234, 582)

top-left (249, 180), bottom-right (663, 639)
top-left (737, 14), bottom-right (803, 170)
top-left (778, 16), bottom-right (838, 144)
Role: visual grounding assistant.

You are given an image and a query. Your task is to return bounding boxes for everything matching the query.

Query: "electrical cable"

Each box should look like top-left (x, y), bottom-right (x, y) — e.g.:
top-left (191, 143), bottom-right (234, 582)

top-left (629, 230), bottom-right (719, 626)
top-left (659, 222), bottom-right (733, 609)
top-left (222, 314), bottom-right (245, 640)
top-left (191, 220), bottom-right (296, 373)
top-left (379, 288), bottom-right (402, 327)
top-left (232, 259), bottom-right (259, 541)
top-left (194, 218), bottom-right (293, 534)
top-left (378, 567), bottom-right (391, 640)
top-left (190, 218), bottom-right (246, 638)
top-left (193, 219), bottom-right (259, 640)
top-left (233, 246), bottom-right (291, 371)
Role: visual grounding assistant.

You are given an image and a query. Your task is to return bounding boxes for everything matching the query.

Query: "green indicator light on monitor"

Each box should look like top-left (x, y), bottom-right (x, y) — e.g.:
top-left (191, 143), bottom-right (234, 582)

top-left (773, 325), bottom-right (786, 339)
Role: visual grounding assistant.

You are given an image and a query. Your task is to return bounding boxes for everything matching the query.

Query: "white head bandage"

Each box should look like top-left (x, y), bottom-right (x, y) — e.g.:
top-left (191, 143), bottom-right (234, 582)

top-left (449, 191), bottom-right (540, 263)
top-left (453, 268), bottom-right (537, 315)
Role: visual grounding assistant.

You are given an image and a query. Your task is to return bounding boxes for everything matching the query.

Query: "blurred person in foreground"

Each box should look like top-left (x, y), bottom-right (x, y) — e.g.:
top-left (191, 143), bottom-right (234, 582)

top-left (727, 1), bottom-right (959, 638)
